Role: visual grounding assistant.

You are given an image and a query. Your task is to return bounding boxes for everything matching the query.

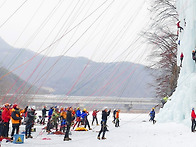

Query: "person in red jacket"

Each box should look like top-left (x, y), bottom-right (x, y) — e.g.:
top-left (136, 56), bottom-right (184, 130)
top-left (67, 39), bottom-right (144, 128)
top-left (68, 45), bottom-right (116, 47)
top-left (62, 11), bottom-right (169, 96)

top-left (177, 21), bottom-right (184, 32)
top-left (191, 108), bottom-right (196, 132)
top-left (2, 103), bottom-right (11, 137)
top-left (92, 109), bottom-right (99, 126)
top-left (180, 52), bottom-right (184, 67)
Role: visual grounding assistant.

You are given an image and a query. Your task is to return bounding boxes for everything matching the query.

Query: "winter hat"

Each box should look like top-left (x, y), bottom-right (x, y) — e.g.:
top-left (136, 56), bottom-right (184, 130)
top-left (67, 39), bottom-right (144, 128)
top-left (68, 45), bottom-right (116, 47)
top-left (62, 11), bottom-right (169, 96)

top-left (192, 108), bottom-right (194, 110)
top-left (13, 104), bottom-right (18, 109)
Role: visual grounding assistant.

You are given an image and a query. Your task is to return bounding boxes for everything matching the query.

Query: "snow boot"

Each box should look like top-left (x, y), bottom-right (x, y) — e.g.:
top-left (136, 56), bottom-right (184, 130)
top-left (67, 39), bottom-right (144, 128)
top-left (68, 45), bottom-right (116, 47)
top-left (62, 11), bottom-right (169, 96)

top-left (28, 135), bottom-right (33, 138)
top-left (97, 136), bottom-right (100, 140)
top-left (64, 138), bottom-right (69, 141)
top-left (102, 137), bottom-right (106, 140)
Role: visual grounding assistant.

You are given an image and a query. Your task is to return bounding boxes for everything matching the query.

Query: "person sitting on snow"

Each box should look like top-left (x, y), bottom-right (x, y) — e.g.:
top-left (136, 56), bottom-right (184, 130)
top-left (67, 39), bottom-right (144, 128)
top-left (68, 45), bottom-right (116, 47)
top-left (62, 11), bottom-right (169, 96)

top-left (191, 108), bottom-right (196, 132)
top-left (149, 108), bottom-right (156, 124)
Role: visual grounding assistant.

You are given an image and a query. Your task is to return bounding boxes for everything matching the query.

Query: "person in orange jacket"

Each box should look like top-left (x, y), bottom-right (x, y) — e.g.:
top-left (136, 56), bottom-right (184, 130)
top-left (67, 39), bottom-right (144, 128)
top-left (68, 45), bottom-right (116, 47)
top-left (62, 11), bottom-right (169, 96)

top-left (191, 108), bottom-right (196, 132)
top-left (10, 104), bottom-right (28, 141)
top-left (115, 109), bottom-right (120, 127)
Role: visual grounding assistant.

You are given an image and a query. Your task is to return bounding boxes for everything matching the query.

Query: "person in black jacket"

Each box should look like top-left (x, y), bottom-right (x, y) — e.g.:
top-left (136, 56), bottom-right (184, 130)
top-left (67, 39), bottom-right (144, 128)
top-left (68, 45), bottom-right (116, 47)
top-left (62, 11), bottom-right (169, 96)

top-left (112, 109), bottom-right (116, 123)
top-left (97, 107), bottom-right (111, 140)
top-left (40, 106), bottom-right (48, 125)
top-left (25, 106), bottom-right (36, 139)
top-left (63, 107), bottom-right (74, 141)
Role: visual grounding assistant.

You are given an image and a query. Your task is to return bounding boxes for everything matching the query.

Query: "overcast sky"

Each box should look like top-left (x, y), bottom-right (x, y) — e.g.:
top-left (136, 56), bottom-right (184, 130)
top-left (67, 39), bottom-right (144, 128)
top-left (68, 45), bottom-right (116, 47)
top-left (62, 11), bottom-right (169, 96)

top-left (0, 0), bottom-right (151, 65)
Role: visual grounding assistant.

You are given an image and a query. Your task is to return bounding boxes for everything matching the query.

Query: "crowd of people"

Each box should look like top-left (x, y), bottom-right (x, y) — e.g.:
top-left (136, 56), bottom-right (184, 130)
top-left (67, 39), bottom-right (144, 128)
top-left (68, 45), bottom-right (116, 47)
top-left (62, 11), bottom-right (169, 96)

top-left (0, 103), bottom-right (122, 142)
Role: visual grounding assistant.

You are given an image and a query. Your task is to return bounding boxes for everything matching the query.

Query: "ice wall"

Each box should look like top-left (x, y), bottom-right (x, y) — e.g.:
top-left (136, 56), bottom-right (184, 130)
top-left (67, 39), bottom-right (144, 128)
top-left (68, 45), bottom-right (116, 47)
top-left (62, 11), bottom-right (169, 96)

top-left (157, 0), bottom-right (196, 125)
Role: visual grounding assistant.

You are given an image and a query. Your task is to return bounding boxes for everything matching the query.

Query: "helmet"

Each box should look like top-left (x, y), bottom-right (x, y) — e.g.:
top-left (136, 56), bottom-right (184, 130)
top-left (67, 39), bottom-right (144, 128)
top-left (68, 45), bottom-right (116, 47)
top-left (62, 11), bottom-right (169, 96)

top-left (192, 108), bottom-right (195, 110)
top-left (4, 103), bottom-right (10, 107)
top-left (13, 104), bottom-right (18, 109)
top-left (83, 108), bottom-right (86, 111)
top-left (77, 107), bottom-right (80, 110)
top-left (152, 107), bottom-right (155, 110)
top-left (31, 106), bottom-right (36, 110)
top-left (103, 107), bottom-right (108, 110)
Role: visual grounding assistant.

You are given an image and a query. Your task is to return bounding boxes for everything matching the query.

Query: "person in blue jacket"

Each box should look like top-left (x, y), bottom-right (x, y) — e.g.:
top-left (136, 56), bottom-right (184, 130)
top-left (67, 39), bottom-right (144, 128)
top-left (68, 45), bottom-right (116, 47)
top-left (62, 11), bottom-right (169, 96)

top-left (48, 107), bottom-right (54, 121)
top-left (81, 108), bottom-right (91, 130)
top-left (149, 108), bottom-right (156, 124)
top-left (46, 107), bottom-right (54, 133)
top-left (73, 107), bottom-right (81, 129)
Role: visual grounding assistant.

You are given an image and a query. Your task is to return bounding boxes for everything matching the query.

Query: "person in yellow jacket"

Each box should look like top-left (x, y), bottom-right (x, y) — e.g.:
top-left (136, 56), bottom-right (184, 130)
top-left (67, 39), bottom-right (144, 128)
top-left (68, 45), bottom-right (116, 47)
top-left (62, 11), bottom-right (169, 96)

top-left (115, 109), bottom-right (120, 127)
top-left (11, 104), bottom-right (27, 141)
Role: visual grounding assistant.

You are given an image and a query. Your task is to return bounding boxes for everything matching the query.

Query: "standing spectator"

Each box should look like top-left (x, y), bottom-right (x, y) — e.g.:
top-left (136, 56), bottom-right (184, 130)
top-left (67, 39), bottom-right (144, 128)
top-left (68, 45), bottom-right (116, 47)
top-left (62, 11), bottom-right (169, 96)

top-left (25, 106), bottom-right (36, 139)
top-left (52, 108), bottom-right (60, 131)
top-left (11, 104), bottom-right (27, 141)
top-left (2, 103), bottom-right (11, 137)
top-left (115, 109), bottom-right (120, 127)
top-left (97, 107), bottom-right (111, 140)
top-left (40, 106), bottom-right (48, 125)
top-left (92, 109), bottom-right (99, 126)
top-left (60, 108), bottom-right (67, 132)
top-left (73, 107), bottom-right (81, 129)
top-left (63, 107), bottom-right (74, 141)
top-left (112, 109), bottom-right (116, 123)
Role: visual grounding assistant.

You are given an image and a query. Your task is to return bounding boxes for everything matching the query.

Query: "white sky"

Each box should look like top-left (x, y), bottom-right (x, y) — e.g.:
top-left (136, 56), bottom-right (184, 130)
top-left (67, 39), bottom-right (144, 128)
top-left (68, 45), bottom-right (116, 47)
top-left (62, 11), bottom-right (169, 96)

top-left (0, 0), bottom-right (151, 64)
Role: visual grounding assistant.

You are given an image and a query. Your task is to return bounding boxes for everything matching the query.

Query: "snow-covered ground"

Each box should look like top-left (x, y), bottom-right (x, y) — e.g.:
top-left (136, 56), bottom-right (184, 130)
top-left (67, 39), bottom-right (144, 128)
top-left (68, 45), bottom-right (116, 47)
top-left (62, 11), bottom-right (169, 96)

top-left (1, 112), bottom-right (194, 147)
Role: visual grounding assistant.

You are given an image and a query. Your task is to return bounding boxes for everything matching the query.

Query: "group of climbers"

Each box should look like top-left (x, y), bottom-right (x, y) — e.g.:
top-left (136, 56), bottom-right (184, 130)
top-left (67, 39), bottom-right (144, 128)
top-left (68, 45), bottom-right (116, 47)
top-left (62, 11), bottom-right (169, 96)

top-left (0, 103), bottom-right (124, 142)
top-left (176, 20), bottom-right (196, 66)
top-left (0, 103), bottom-right (31, 141)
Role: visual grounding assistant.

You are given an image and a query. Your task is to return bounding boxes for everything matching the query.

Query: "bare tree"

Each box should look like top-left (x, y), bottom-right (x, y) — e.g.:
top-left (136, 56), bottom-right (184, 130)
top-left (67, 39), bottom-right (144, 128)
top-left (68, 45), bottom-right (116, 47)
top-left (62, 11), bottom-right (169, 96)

top-left (144, 0), bottom-right (179, 98)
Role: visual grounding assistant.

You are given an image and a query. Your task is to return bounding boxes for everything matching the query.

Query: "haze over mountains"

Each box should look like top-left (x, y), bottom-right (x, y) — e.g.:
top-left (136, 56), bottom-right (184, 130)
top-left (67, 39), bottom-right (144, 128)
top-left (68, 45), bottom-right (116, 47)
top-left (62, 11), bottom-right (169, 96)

top-left (0, 37), bottom-right (156, 98)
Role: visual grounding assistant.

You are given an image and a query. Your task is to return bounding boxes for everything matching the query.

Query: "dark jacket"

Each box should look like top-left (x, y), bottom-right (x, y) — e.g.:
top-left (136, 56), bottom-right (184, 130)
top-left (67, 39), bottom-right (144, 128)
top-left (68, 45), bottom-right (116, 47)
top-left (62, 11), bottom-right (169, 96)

top-left (42, 108), bottom-right (48, 117)
top-left (102, 110), bottom-right (110, 121)
top-left (66, 110), bottom-right (74, 125)
top-left (26, 110), bottom-right (35, 124)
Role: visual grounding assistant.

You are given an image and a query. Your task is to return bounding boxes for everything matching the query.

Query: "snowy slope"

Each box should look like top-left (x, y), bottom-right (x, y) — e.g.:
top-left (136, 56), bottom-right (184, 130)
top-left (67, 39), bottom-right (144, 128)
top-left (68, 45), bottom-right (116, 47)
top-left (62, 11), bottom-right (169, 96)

top-left (1, 112), bottom-right (194, 147)
top-left (157, 0), bottom-right (196, 125)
